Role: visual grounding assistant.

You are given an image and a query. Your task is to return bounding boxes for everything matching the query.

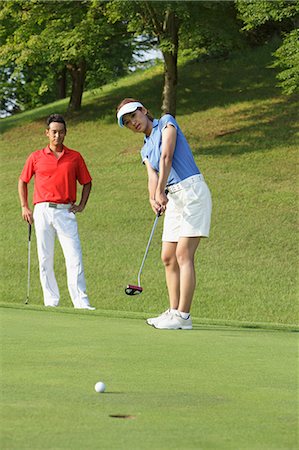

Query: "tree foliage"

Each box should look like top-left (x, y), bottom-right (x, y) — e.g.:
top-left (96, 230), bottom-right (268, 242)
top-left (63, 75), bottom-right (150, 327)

top-left (236, 0), bottom-right (299, 95)
top-left (236, 0), bottom-right (298, 27)
top-left (273, 29), bottom-right (299, 95)
top-left (0, 0), bottom-right (134, 113)
top-left (2, 0), bottom-right (295, 116)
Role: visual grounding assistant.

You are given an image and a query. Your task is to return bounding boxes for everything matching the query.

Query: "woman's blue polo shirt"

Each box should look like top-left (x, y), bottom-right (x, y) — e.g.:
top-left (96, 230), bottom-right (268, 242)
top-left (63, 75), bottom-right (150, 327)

top-left (140, 114), bottom-right (200, 186)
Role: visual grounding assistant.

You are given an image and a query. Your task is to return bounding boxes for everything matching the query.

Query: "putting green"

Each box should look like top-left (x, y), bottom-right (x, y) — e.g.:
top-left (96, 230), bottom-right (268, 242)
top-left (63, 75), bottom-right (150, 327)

top-left (1, 307), bottom-right (298, 449)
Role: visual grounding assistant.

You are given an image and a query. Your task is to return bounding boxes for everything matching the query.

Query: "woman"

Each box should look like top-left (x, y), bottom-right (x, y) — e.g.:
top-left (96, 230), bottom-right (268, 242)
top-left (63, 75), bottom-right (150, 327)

top-left (117, 98), bottom-right (212, 330)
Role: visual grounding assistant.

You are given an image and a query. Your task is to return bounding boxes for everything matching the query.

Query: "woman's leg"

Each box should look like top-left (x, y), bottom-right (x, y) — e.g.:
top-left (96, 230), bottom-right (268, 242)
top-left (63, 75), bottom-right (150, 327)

top-left (176, 237), bottom-right (201, 313)
top-left (161, 241), bottom-right (180, 310)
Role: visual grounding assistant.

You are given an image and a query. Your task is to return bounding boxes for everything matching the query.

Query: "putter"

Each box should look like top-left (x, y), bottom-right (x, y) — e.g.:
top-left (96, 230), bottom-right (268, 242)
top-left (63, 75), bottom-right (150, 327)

top-left (125, 213), bottom-right (160, 295)
top-left (24, 223), bottom-right (32, 304)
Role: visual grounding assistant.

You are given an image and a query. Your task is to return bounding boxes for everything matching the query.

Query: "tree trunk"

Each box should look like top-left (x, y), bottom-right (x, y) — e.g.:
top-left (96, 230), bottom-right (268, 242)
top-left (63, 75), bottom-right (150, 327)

top-left (67, 60), bottom-right (86, 112)
top-left (162, 50), bottom-right (178, 116)
top-left (161, 9), bottom-right (179, 116)
top-left (57, 67), bottom-right (67, 99)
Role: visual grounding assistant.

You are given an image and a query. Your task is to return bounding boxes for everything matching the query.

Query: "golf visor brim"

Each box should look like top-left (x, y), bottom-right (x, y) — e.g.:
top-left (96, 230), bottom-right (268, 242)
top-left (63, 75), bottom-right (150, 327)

top-left (117, 102), bottom-right (143, 127)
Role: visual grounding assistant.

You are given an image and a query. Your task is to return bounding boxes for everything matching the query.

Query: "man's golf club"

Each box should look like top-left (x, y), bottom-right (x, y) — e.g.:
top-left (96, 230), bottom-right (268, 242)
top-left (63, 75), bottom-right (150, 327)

top-left (24, 223), bottom-right (32, 304)
top-left (125, 213), bottom-right (160, 295)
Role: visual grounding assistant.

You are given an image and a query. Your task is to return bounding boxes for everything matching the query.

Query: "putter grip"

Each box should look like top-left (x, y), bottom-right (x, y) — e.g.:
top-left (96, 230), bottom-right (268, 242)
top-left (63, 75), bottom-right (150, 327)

top-left (28, 223), bottom-right (32, 241)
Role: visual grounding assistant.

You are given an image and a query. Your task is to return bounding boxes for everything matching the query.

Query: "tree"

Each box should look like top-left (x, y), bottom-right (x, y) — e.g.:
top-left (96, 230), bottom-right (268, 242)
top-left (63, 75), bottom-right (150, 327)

top-left (273, 29), bottom-right (299, 95)
top-left (105, 1), bottom-right (179, 115)
top-left (105, 1), bottom-right (243, 116)
top-left (236, 0), bottom-right (299, 95)
top-left (0, 0), bottom-right (134, 113)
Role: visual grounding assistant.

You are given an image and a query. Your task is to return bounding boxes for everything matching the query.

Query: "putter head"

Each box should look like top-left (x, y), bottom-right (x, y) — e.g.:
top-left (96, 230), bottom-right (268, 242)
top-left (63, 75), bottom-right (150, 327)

top-left (125, 284), bottom-right (143, 296)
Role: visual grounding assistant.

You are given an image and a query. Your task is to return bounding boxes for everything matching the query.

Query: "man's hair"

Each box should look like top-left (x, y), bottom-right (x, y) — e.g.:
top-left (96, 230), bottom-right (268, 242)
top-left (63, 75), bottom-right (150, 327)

top-left (46, 114), bottom-right (67, 131)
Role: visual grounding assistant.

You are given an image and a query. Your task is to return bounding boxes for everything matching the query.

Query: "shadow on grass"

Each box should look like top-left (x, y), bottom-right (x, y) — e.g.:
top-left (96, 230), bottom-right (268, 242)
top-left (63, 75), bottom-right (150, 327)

top-left (1, 42), bottom-right (298, 162)
top-left (72, 44), bottom-right (283, 127)
top-left (192, 95), bottom-right (298, 157)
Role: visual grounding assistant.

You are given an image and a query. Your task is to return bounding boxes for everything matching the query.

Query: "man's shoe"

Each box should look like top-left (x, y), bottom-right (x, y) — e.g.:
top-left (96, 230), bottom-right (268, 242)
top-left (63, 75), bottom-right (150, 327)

top-left (146, 309), bottom-right (173, 326)
top-left (154, 313), bottom-right (192, 330)
top-left (75, 304), bottom-right (96, 311)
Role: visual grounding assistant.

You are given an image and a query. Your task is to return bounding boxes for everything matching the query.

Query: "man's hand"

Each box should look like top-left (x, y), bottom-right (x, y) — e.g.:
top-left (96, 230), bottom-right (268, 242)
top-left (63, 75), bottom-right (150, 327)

top-left (22, 206), bottom-right (33, 224)
top-left (69, 204), bottom-right (84, 214)
top-left (69, 182), bottom-right (92, 214)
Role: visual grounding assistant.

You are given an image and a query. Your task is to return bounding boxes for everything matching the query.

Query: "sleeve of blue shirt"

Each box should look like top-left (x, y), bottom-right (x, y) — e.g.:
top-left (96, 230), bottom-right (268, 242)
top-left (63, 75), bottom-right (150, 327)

top-left (140, 114), bottom-right (200, 186)
top-left (158, 114), bottom-right (178, 132)
top-left (159, 114), bottom-right (200, 185)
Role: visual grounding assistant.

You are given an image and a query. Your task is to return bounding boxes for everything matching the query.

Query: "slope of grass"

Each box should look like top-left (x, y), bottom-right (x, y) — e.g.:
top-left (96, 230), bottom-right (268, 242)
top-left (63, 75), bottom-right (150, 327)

top-left (0, 42), bottom-right (298, 325)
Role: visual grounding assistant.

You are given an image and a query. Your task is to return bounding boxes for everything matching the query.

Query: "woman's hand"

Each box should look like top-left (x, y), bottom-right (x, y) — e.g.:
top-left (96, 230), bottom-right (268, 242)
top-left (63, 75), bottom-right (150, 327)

top-left (149, 198), bottom-right (162, 215)
top-left (155, 189), bottom-right (168, 215)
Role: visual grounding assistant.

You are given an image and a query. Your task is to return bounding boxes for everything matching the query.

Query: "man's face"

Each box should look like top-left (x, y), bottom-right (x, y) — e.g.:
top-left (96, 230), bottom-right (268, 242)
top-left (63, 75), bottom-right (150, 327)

top-left (46, 122), bottom-right (66, 147)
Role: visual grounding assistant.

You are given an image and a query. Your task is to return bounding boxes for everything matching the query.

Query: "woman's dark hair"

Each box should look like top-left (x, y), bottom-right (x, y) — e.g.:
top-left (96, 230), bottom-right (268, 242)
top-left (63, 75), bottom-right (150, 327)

top-left (116, 98), bottom-right (154, 122)
top-left (46, 114), bottom-right (67, 131)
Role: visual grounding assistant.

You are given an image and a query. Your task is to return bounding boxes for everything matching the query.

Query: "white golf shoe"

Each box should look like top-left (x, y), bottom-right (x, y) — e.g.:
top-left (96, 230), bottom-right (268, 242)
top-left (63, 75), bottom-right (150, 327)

top-left (75, 304), bottom-right (96, 311)
top-left (146, 309), bottom-right (174, 327)
top-left (153, 312), bottom-right (192, 330)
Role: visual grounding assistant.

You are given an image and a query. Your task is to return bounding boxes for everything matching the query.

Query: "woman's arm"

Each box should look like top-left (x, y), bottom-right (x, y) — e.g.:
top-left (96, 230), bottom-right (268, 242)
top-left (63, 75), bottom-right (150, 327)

top-left (144, 159), bottom-right (161, 214)
top-left (156, 124), bottom-right (177, 210)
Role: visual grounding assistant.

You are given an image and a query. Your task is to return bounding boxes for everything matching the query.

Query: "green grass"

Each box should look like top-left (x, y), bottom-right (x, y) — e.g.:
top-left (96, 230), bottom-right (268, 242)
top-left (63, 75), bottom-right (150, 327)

top-left (1, 306), bottom-right (298, 450)
top-left (0, 41), bottom-right (298, 325)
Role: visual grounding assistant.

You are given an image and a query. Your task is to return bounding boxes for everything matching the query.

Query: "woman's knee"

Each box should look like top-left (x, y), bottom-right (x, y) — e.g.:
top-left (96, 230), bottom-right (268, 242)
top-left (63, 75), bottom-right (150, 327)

top-left (176, 249), bottom-right (194, 267)
top-left (161, 249), bottom-right (177, 267)
top-left (176, 238), bottom-right (200, 267)
top-left (161, 242), bottom-right (178, 267)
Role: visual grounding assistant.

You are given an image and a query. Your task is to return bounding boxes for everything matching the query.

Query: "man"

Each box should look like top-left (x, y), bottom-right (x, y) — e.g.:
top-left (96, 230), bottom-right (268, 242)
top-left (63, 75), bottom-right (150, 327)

top-left (18, 113), bottom-right (95, 310)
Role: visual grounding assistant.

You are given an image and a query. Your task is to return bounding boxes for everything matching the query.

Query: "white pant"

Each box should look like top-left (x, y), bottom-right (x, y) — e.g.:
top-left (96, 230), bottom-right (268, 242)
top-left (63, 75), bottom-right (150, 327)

top-left (33, 203), bottom-right (90, 308)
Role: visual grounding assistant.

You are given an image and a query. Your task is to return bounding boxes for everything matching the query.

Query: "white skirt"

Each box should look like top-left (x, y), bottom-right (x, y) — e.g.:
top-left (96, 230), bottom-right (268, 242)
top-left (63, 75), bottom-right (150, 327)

top-left (162, 175), bottom-right (212, 242)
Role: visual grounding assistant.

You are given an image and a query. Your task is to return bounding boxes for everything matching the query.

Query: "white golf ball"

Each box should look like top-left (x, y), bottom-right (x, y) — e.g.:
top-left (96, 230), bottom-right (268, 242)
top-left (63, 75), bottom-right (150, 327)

top-left (95, 381), bottom-right (106, 393)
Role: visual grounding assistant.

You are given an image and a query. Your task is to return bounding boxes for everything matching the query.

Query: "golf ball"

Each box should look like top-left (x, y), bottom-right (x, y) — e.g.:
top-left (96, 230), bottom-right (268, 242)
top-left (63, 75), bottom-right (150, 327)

top-left (95, 381), bottom-right (106, 393)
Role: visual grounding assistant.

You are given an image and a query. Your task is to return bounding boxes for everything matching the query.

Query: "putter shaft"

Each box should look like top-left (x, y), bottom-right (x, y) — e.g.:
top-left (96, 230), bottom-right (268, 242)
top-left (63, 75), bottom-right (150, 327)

top-left (137, 214), bottom-right (159, 286)
top-left (25, 223), bottom-right (32, 304)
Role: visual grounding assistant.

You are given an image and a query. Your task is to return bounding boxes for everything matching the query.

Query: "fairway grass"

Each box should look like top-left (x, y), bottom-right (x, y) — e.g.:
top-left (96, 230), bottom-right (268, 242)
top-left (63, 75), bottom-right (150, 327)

top-left (1, 307), bottom-right (298, 450)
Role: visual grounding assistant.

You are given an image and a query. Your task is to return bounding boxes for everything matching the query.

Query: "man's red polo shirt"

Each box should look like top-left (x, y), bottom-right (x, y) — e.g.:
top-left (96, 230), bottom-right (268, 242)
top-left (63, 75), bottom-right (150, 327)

top-left (20, 145), bottom-right (92, 204)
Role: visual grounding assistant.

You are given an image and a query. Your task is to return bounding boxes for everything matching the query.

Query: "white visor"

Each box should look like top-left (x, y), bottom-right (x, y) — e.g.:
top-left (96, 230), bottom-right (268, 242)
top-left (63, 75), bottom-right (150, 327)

top-left (117, 102), bottom-right (143, 127)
